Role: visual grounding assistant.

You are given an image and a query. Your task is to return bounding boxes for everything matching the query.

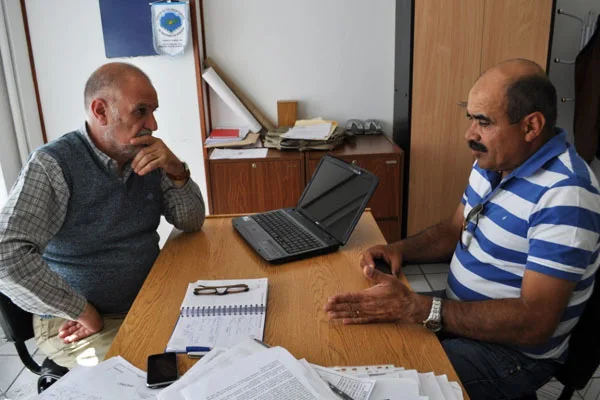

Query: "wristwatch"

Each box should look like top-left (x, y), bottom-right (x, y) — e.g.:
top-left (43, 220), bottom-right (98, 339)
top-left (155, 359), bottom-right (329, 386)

top-left (166, 161), bottom-right (190, 181)
top-left (423, 297), bottom-right (443, 332)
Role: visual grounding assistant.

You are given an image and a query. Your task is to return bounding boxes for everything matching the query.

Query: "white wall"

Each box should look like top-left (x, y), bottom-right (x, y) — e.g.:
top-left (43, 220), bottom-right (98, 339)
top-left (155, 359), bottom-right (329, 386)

top-left (0, 0), bottom-right (42, 195)
top-left (0, 54), bottom-right (21, 198)
top-left (203, 0), bottom-right (395, 136)
top-left (24, 0), bottom-right (207, 245)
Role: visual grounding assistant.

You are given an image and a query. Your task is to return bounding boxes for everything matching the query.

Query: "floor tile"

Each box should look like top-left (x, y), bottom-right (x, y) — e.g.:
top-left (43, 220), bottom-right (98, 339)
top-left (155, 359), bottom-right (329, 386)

top-left (537, 379), bottom-right (565, 399)
top-left (420, 263), bottom-right (450, 274)
top-left (5, 368), bottom-right (39, 400)
top-left (425, 273), bottom-right (448, 291)
top-left (4, 353), bottom-right (44, 400)
top-left (583, 377), bottom-right (600, 399)
top-left (0, 356), bottom-right (24, 393)
top-left (401, 264), bottom-right (422, 275)
top-left (0, 338), bottom-right (38, 356)
top-left (406, 274), bottom-right (432, 293)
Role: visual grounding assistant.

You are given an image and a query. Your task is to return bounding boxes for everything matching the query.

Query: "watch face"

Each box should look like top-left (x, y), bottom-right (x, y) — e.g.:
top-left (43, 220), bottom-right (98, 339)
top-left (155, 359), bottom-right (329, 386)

top-left (425, 320), bottom-right (442, 332)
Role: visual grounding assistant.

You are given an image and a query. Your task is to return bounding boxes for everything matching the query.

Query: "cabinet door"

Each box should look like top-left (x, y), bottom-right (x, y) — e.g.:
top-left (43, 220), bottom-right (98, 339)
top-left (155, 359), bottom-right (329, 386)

top-left (252, 160), bottom-right (304, 212)
top-left (481, 0), bottom-right (553, 71)
top-left (209, 161), bottom-right (256, 214)
top-left (376, 219), bottom-right (400, 244)
top-left (210, 160), bottom-right (304, 214)
top-left (307, 156), bottom-right (400, 220)
top-left (408, 0), bottom-right (485, 235)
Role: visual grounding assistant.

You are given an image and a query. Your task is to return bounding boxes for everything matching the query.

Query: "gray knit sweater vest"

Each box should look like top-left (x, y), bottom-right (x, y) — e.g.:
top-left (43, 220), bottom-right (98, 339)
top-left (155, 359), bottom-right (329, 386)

top-left (40, 131), bottom-right (162, 314)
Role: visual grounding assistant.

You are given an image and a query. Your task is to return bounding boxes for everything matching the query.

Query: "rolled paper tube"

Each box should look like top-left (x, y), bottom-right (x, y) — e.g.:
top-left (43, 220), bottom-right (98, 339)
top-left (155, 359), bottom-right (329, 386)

top-left (204, 57), bottom-right (276, 132)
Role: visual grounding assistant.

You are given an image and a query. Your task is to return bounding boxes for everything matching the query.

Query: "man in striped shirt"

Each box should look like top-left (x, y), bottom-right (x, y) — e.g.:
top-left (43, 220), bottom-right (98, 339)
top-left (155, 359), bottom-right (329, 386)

top-left (325, 59), bottom-right (600, 399)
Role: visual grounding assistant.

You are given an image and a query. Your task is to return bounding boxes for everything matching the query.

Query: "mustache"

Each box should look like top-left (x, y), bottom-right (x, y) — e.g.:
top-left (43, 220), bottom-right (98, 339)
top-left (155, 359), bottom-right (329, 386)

top-left (136, 128), bottom-right (153, 138)
top-left (468, 140), bottom-right (488, 153)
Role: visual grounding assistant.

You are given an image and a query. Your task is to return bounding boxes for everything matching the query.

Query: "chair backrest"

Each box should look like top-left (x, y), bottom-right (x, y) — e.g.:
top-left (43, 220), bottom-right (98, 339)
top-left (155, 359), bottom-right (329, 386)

top-left (0, 291), bottom-right (35, 344)
top-left (556, 269), bottom-right (600, 390)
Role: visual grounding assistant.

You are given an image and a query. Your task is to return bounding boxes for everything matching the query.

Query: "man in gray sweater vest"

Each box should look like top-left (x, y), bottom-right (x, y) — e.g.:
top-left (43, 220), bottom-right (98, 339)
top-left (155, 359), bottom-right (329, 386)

top-left (0, 63), bottom-right (206, 368)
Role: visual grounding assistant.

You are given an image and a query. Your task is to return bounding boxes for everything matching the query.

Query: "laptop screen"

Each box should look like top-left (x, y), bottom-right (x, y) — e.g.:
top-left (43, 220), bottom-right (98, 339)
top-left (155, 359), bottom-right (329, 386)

top-left (297, 156), bottom-right (378, 244)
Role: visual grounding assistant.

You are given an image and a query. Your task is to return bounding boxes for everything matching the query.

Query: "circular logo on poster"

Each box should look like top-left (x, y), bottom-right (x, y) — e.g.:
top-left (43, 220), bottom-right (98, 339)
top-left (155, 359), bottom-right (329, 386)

top-left (158, 9), bottom-right (184, 36)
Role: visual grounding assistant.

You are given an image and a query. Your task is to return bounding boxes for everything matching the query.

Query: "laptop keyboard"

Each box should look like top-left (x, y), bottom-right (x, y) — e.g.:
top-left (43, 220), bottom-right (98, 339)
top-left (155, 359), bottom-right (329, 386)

top-left (253, 211), bottom-right (323, 254)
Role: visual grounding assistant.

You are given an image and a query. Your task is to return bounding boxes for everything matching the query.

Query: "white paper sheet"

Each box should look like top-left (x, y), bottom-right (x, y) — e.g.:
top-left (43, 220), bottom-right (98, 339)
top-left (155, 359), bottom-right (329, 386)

top-left (297, 359), bottom-right (340, 400)
top-left (202, 67), bottom-right (262, 133)
top-left (449, 381), bottom-right (464, 400)
top-left (181, 347), bottom-right (323, 400)
top-left (435, 375), bottom-right (459, 400)
top-left (418, 372), bottom-right (447, 400)
top-left (36, 356), bottom-right (156, 400)
top-left (311, 364), bottom-right (376, 400)
top-left (332, 364), bottom-right (397, 376)
top-left (369, 378), bottom-right (423, 400)
top-left (158, 339), bottom-right (267, 400)
top-left (281, 123), bottom-right (332, 140)
top-left (210, 148), bottom-right (268, 160)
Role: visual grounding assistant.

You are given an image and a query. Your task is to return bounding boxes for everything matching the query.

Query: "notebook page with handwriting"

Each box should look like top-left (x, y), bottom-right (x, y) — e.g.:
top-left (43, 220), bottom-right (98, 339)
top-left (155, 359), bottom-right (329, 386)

top-left (165, 278), bottom-right (268, 352)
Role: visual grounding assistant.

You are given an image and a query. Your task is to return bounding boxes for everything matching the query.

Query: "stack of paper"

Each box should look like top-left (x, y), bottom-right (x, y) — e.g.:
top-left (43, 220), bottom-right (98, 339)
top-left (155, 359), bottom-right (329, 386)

top-left (204, 132), bottom-right (261, 149)
top-left (281, 118), bottom-right (338, 140)
top-left (210, 148), bottom-right (268, 160)
top-left (204, 127), bottom-right (250, 147)
top-left (35, 356), bottom-right (157, 400)
top-left (331, 364), bottom-right (464, 400)
top-left (157, 339), bottom-right (464, 400)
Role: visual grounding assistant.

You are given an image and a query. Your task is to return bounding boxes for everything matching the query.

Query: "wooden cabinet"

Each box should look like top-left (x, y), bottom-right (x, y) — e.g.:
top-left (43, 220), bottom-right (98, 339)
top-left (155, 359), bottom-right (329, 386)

top-left (209, 152), bottom-right (304, 215)
top-left (306, 136), bottom-right (403, 243)
top-left (407, 0), bottom-right (553, 236)
top-left (208, 135), bottom-right (404, 243)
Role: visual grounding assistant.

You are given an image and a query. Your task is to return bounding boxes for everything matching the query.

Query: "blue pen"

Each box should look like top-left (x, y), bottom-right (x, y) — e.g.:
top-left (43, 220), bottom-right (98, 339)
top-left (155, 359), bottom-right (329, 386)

top-left (186, 346), bottom-right (211, 352)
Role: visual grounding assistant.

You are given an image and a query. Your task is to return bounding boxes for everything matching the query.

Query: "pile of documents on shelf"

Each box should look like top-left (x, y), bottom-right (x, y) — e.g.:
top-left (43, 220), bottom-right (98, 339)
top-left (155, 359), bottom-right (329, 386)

top-left (204, 127), bottom-right (262, 149)
top-left (264, 118), bottom-right (351, 151)
top-left (34, 339), bottom-right (464, 400)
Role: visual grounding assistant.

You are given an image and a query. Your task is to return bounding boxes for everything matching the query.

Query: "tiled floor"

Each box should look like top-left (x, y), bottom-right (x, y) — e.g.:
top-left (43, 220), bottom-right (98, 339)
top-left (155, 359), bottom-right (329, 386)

top-left (1, 263), bottom-right (599, 399)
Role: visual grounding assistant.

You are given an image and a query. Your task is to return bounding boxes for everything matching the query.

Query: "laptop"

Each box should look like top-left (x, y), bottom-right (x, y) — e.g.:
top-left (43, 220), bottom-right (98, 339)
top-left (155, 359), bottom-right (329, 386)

top-left (232, 155), bottom-right (379, 264)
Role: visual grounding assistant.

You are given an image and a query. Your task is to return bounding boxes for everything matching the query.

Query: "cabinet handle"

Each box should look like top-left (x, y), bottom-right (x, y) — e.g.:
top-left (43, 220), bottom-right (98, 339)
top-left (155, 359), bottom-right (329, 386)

top-left (385, 160), bottom-right (397, 165)
top-left (251, 163), bottom-right (257, 169)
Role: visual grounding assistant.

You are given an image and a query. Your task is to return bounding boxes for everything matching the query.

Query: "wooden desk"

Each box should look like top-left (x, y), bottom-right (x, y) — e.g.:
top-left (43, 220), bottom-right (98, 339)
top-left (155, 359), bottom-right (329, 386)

top-left (107, 212), bottom-right (465, 397)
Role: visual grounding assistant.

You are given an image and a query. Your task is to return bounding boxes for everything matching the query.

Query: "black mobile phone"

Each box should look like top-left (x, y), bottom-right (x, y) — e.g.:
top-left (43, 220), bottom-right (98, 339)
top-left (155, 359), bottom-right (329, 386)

top-left (373, 258), bottom-right (393, 275)
top-left (147, 352), bottom-right (179, 388)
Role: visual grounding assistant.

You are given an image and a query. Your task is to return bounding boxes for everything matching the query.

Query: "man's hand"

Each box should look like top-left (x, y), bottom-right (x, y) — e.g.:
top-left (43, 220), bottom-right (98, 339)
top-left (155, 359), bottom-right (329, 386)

top-left (58, 303), bottom-right (104, 344)
top-left (324, 265), bottom-right (426, 325)
top-left (359, 244), bottom-right (403, 278)
top-left (129, 135), bottom-right (185, 179)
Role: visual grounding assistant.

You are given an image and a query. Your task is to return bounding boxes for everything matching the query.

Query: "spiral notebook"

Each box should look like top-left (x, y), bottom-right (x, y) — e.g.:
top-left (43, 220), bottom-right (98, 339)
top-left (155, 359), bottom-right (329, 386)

top-left (165, 278), bottom-right (269, 353)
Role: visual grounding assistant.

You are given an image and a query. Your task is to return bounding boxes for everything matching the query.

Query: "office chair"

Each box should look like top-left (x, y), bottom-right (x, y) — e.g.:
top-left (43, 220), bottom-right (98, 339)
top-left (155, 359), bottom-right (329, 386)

top-left (0, 292), bottom-right (68, 393)
top-left (554, 269), bottom-right (600, 400)
top-left (518, 267), bottom-right (600, 400)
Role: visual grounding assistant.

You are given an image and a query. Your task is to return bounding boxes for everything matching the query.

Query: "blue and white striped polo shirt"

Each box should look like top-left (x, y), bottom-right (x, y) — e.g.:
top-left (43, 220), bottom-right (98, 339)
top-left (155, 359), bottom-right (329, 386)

top-left (447, 129), bottom-right (600, 360)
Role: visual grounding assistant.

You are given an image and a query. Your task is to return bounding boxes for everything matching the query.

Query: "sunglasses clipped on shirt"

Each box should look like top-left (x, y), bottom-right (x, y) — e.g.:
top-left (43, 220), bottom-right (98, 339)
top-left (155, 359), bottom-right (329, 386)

top-left (460, 203), bottom-right (484, 250)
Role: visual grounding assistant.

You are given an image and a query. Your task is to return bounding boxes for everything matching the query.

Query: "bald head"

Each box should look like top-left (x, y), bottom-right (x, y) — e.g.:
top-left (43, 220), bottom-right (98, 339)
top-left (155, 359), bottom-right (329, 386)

top-left (472, 58), bottom-right (557, 136)
top-left (84, 63), bottom-right (152, 114)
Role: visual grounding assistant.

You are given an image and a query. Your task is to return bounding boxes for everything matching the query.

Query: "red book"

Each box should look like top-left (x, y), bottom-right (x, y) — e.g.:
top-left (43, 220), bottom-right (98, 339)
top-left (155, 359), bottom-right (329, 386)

top-left (210, 128), bottom-right (240, 138)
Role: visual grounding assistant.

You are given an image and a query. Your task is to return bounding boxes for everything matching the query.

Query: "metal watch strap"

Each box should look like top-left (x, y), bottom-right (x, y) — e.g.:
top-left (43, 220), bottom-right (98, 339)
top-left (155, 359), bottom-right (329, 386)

top-left (423, 297), bottom-right (443, 332)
